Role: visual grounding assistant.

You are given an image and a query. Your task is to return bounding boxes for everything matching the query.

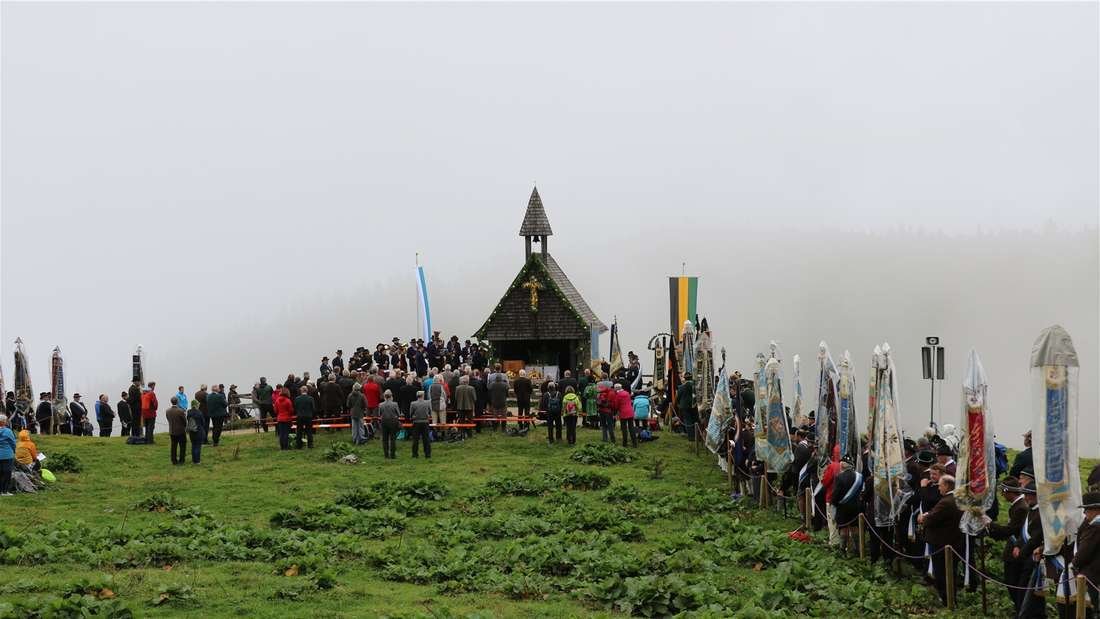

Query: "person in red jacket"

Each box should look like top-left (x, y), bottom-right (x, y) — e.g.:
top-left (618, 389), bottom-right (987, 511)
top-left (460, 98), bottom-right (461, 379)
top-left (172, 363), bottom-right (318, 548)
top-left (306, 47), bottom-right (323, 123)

top-left (363, 379), bottom-right (382, 419)
top-left (273, 385), bottom-right (294, 451)
top-left (615, 384), bottom-right (636, 448)
top-left (819, 444), bottom-right (842, 546)
top-left (140, 382), bottom-right (159, 444)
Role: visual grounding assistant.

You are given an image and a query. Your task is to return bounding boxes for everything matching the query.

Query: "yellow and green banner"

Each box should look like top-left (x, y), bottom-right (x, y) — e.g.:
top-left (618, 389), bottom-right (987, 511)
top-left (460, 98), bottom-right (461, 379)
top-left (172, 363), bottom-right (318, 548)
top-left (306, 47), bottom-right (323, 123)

top-left (668, 276), bottom-right (698, 340)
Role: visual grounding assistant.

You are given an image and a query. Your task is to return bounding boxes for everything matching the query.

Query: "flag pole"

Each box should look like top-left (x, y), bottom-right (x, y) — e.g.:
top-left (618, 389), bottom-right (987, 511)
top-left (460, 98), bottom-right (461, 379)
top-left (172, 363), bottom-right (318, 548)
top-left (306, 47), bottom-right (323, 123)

top-left (415, 252), bottom-right (420, 342)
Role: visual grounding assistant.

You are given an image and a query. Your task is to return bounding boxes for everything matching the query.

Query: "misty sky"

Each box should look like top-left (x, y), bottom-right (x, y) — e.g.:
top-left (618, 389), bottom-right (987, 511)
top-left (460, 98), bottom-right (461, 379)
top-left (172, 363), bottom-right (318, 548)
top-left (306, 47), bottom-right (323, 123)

top-left (2, 2), bottom-right (1097, 454)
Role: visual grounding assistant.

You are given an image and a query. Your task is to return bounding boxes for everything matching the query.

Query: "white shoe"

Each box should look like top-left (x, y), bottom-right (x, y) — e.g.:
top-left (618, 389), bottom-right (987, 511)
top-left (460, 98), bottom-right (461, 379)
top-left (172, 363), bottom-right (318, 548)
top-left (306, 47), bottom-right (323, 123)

top-left (0, 493), bottom-right (13, 497)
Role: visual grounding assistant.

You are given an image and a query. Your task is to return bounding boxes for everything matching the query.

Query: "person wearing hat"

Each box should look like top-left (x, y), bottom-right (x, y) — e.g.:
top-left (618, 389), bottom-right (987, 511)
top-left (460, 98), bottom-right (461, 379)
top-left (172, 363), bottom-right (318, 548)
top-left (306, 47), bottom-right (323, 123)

top-left (919, 474), bottom-right (964, 607)
top-left (117, 391), bottom-right (133, 437)
top-left (35, 394), bottom-right (53, 435)
top-left (1071, 491), bottom-right (1100, 618)
top-left (831, 454), bottom-right (863, 556)
top-left (1010, 430), bottom-right (1034, 479)
top-left (372, 344), bottom-right (388, 372)
top-left (331, 350), bottom-right (344, 374)
top-left (935, 444), bottom-right (957, 476)
top-left (69, 393), bottom-right (90, 436)
top-left (1018, 465), bottom-right (1036, 486)
top-left (986, 476), bottom-right (1032, 612)
top-left (1012, 479), bottom-right (1047, 619)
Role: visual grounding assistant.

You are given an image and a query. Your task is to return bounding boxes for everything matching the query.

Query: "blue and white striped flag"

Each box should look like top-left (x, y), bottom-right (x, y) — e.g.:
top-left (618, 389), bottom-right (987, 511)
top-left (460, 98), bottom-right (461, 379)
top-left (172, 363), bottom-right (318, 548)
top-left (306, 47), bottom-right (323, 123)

top-left (415, 265), bottom-right (432, 343)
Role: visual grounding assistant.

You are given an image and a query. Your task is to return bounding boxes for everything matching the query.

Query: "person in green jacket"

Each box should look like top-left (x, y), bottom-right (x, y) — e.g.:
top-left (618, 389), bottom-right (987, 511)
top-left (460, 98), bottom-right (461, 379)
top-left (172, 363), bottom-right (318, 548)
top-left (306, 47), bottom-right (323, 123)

top-left (562, 386), bottom-right (582, 446)
top-left (206, 385), bottom-right (229, 446)
top-left (582, 381), bottom-right (599, 429)
top-left (293, 386), bottom-right (315, 449)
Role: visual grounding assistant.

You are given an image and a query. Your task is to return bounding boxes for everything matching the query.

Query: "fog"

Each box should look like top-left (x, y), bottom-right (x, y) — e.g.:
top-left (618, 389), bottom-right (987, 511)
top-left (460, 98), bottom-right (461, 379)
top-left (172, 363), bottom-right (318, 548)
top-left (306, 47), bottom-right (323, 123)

top-left (2, 3), bottom-right (1097, 454)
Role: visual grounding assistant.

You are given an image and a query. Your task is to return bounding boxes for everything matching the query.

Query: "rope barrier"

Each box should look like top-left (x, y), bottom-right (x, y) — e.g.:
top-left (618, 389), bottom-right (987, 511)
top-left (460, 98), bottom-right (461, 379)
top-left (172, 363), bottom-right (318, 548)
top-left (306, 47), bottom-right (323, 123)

top-left (857, 513), bottom-right (946, 560)
top-left (943, 545), bottom-right (1041, 591)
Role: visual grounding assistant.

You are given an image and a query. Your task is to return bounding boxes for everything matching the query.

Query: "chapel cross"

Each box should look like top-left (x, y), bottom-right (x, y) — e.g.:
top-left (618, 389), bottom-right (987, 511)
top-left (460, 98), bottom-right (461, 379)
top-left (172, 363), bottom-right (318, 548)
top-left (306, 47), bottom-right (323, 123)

top-left (522, 276), bottom-right (544, 312)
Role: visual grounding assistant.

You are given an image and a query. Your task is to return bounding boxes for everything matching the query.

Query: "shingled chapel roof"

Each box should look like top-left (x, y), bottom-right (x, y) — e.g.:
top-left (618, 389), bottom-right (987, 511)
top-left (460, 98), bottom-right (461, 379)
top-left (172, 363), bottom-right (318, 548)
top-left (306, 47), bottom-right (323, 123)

top-left (475, 188), bottom-right (607, 341)
top-left (518, 187), bottom-right (553, 237)
top-left (542, 254), bottom-right (606, 333)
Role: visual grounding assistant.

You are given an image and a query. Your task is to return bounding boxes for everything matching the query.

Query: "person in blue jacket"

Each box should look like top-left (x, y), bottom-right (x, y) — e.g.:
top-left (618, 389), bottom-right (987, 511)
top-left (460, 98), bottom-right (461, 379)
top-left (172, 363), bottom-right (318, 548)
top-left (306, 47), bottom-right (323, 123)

top-left (0, 414), bottom-right (17, 495)
top-left (632, 389), bottom-right (651, 433)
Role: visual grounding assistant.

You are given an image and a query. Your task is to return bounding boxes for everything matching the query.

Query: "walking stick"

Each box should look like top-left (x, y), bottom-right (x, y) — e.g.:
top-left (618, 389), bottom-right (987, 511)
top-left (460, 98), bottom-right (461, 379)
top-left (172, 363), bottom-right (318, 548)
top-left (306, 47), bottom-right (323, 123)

top-left (804, 487), bottom-right (812, 530)
top-left (726, 436), bottom-right (734, 494)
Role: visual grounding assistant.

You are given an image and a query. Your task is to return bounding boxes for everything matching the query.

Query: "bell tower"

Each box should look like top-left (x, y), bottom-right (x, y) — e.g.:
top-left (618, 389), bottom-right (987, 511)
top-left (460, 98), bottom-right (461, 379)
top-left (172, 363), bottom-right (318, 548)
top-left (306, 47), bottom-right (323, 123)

top-left (518, 186), bottom-right (553, 260)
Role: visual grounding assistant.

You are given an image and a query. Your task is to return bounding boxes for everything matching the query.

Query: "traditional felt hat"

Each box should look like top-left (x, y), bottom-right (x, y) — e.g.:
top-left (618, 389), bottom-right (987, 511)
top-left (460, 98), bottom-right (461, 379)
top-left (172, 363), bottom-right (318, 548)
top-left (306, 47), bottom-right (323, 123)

top-left (917, 450), bottom-right (935, 465)
top-left (1079, 491), bottom-right (1100, 509)
top-left (936, 444), bottom-right (953, 457)
top-left (1019, 466), bottom-right (1035, 480)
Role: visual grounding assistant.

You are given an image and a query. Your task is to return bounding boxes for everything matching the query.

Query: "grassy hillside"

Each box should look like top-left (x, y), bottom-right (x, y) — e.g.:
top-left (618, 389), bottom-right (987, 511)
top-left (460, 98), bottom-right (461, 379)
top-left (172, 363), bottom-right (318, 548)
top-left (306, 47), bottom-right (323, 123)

top-left (0, 428), bottom-right (1093, 618)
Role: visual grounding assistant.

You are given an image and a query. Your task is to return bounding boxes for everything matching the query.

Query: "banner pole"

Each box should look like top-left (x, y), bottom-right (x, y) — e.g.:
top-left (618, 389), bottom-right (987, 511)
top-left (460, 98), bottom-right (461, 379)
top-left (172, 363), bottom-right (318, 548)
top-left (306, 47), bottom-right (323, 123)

top-left (415, 252), bottom-right (421, 341)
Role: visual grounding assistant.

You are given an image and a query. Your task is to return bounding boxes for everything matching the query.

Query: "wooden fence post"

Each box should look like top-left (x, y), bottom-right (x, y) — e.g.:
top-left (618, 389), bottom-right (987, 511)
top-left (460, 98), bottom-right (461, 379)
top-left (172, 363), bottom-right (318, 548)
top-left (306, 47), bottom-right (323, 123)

top-left (1076, 574), bottom-right (1086, 619)
top-left (980, 537), bottom-right (988, 616)
top-left (945, 550), bottom-right (956, 611)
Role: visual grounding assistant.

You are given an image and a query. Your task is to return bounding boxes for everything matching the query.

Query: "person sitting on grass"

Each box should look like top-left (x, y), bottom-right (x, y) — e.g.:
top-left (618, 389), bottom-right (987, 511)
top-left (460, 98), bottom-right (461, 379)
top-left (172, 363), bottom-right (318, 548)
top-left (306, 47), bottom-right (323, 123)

top-left (15, 430), bottom-right (39, 472)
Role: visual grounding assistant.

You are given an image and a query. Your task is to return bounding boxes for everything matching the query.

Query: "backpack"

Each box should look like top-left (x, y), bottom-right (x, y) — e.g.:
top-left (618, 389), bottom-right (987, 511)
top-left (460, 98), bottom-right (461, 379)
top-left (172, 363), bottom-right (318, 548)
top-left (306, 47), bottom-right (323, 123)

top-left (994, 442), bottom-right (1008, 478)
top-left (563, 398), bottom-right (579, 416)
top-left (597, 390), bottom-right (615, 415)
top-left (186, 414), bottom-right (199, 434)
top-left (547, 394), bottom-right (562, 415)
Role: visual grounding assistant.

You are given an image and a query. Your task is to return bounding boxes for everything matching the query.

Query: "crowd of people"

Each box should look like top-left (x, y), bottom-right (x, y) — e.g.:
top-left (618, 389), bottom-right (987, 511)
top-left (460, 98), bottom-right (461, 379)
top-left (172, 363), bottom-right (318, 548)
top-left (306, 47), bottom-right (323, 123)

top-left (245, 337), bottom-right (663, 459)
top-left (1, 332), bottom-right (1094, 619)
top-left (701, 372), bottom-right (1100, 618)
